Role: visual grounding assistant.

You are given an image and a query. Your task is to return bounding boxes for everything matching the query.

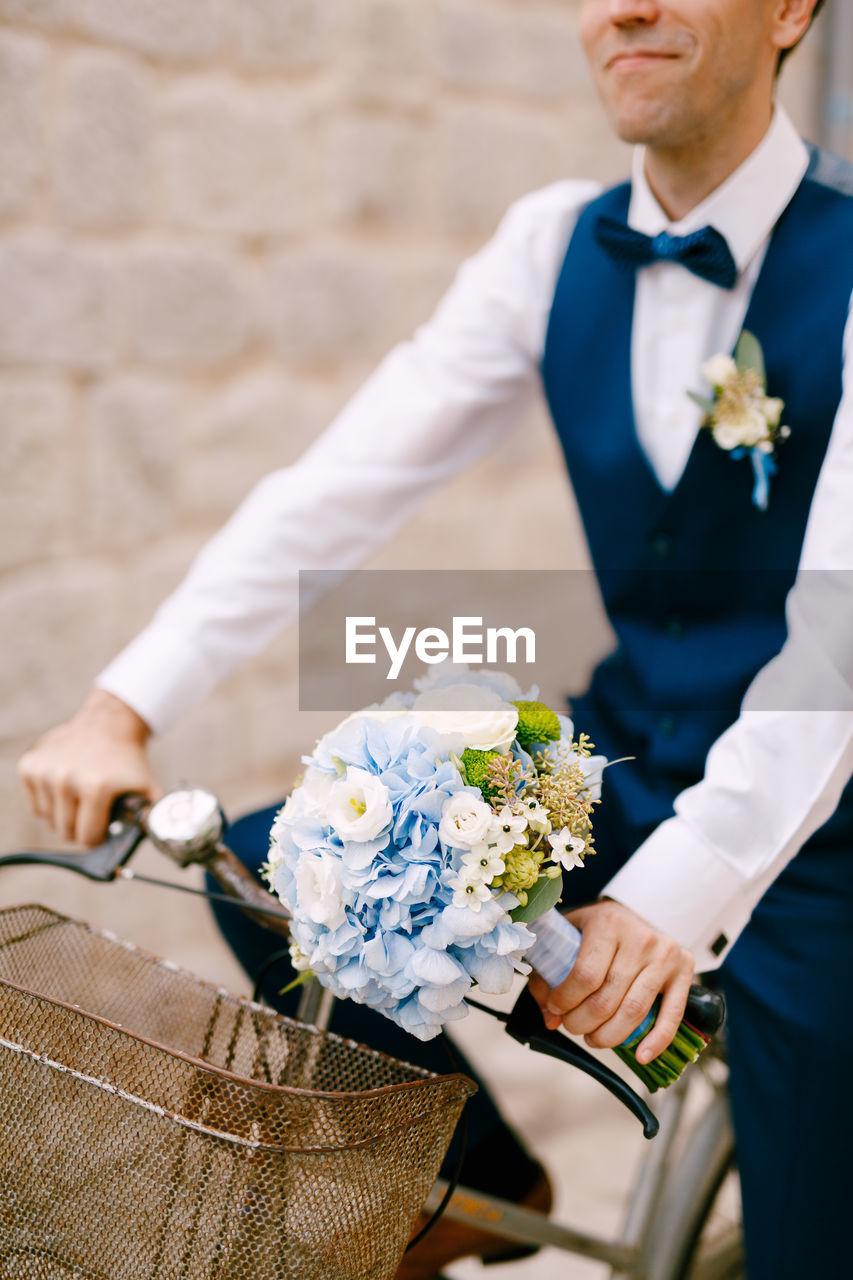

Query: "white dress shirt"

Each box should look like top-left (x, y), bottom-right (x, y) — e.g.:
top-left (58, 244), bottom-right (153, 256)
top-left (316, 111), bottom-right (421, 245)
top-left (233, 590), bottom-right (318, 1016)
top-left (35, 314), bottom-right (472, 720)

top-left (98, 106), bottom-right (853, 973)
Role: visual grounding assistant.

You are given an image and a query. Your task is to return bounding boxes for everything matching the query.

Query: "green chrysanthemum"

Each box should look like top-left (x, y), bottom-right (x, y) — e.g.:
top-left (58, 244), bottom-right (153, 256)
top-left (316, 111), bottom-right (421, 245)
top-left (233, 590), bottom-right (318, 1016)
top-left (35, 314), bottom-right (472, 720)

top-left (494, 845), bottom-right (542, 905)
top-left (461, 747), bottom-right (502, 799)
top-left (512, 700), bottom-right (561, 748)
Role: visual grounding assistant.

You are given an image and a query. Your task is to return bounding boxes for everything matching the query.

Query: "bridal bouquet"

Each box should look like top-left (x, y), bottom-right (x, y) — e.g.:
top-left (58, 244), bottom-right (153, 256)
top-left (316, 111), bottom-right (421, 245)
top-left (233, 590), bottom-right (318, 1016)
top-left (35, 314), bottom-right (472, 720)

top-left (263, 667), bottom-right (605, 1041)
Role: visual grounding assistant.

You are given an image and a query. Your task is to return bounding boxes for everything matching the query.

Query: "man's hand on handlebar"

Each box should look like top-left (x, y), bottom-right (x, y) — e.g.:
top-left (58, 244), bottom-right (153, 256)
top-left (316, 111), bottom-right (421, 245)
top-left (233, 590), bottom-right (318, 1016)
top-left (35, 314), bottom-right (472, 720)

top-left (18, 689), bottom-right (160, 847)
top-left (528, 899), bottom-right (694, 1065)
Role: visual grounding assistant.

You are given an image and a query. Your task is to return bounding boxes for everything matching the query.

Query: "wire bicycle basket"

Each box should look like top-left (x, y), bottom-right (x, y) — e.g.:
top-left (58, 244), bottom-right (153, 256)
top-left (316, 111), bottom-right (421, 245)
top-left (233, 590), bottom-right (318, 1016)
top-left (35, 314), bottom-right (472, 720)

top-left (0, 904), bottom-right (475, 1280)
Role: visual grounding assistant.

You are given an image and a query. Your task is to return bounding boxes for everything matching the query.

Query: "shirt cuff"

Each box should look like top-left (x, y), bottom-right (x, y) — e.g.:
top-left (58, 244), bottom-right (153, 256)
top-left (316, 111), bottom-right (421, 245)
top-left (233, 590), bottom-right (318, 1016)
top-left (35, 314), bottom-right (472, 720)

top-left (95, 623), bottom-right (219, 735)
top-left (600, 817), bottom-right (754, 973)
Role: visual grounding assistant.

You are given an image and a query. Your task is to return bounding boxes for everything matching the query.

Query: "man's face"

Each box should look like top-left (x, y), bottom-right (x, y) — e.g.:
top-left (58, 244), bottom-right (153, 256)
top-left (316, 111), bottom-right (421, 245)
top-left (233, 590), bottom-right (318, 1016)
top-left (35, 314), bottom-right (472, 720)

top-left (578, 0), bottom-right (781, 149)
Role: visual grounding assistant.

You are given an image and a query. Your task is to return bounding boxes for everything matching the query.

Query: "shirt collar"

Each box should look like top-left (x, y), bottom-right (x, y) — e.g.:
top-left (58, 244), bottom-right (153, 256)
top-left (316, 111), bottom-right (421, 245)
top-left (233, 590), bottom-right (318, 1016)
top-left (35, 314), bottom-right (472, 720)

top-left (628, 105), bottom-right (809, 275)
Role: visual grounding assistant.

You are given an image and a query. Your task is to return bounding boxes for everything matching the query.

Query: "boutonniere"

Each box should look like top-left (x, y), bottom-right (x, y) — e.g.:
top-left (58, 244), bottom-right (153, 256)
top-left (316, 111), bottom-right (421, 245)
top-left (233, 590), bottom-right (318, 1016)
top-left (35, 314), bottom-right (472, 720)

top-left (688, 330), bottom-right (790, 511)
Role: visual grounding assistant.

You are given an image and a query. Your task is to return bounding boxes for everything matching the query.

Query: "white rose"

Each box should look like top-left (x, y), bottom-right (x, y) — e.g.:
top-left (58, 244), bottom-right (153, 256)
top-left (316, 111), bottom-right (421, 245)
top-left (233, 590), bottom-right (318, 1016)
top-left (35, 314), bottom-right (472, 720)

top-left (327, 767), bottom-right (393, 842)
top-left (439, 793), bottom-right (494, 849)
top-left (412, 683), bottom-right (518, 751)
top-left (294, 850), bottom-right (347, 931)
top-left (712, 405), bottom-right (767, 450)
top-left (701, 354), bottom-right (738, 388)
top-left (298, 767), bottom-right (338, 820)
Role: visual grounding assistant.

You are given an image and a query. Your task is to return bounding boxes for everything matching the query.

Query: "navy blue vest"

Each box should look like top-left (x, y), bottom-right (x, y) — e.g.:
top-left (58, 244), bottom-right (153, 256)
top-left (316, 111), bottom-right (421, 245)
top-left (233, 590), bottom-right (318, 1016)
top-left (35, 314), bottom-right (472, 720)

top-left (542, 150), bottom-right (853, 886)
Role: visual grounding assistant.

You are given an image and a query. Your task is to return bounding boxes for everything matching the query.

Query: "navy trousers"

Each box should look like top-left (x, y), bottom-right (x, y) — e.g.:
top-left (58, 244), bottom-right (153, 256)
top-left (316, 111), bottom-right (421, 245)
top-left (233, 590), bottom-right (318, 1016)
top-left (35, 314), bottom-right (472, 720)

top-left (216, 801), bottom-right (853, 1276)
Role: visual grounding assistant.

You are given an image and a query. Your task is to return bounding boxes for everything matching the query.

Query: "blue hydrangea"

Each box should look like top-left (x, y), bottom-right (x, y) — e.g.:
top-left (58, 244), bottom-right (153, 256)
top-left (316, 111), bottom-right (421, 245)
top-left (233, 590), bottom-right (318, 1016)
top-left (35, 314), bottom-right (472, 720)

top-left (267, 713), bottom-right (534, 1040)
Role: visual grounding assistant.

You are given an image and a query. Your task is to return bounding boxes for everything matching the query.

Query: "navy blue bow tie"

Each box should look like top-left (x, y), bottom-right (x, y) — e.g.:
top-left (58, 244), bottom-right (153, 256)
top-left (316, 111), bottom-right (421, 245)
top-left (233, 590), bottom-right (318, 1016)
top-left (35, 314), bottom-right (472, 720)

top-left (594, 214), bottom-right (738, 290)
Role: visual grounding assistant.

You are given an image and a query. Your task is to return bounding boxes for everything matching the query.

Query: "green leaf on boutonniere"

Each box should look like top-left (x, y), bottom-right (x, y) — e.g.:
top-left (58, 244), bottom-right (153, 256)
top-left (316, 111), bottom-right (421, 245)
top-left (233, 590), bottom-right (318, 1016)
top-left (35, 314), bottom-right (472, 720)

top-left (510, 871), bottom-right (563, 923)
top-left (687, 390), bottom-right (716, 417)
top-left (734, 330), bottom-right (766, 385)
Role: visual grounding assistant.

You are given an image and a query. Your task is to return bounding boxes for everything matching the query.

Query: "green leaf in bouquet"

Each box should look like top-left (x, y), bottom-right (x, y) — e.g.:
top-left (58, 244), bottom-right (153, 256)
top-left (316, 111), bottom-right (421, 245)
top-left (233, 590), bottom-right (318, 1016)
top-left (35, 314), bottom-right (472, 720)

top-left (734, 330), bottom-right (765, 384)
top-left (687, 390), bottom-right (716, 416)
top-left (510, 872), bottom-right (563, 924)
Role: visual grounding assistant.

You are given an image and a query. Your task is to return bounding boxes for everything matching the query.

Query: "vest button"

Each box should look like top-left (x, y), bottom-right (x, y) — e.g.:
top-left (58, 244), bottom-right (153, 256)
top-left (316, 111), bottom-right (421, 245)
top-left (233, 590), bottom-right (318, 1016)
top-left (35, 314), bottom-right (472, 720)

top-left (658, 715), bottom-right (676, 737)
top-left (652, 532), bottom-right (672, 558)
top-left (666, 616), bottom-right (684, 638)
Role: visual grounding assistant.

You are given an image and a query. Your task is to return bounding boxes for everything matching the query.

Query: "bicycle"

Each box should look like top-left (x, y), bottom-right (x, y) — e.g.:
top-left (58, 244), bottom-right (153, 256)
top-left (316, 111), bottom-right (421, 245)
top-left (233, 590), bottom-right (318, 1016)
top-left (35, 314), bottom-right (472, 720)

top-left (0, 787), bottom-right (740, 1280)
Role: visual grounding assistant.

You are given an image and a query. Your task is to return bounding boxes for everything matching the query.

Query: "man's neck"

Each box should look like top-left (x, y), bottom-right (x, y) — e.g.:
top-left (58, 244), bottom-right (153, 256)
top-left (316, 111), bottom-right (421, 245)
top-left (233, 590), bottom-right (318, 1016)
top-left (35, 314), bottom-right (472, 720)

top-left (643, 104), bottom-right (775, 222)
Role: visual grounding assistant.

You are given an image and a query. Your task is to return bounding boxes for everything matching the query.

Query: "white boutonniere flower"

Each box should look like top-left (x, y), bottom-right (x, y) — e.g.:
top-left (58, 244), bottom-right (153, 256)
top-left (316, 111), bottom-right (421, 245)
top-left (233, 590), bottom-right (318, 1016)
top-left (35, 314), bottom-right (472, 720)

top-left (689, 330), bottom-right (790, 511)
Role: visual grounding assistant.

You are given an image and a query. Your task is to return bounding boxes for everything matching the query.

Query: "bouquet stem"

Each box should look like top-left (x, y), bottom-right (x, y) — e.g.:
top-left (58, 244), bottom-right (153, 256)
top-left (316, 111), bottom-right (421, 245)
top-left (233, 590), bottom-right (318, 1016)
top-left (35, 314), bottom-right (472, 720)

top-left (527, 909), bottom-right (712, 1092)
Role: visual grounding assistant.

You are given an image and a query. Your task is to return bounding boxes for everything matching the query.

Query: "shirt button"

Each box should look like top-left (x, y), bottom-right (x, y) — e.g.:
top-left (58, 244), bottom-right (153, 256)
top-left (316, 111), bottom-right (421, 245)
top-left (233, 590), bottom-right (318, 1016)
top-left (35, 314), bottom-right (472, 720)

top-left (652, 532), bottom-right (672, 557)
top-left (658, 715), bottom-right (677, 738)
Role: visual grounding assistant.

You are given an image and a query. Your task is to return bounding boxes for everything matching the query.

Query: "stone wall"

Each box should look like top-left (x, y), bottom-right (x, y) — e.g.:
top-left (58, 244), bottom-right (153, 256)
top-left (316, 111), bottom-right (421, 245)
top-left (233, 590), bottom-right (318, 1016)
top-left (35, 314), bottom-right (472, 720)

top-left (1, 0), bottom-right (827, 855)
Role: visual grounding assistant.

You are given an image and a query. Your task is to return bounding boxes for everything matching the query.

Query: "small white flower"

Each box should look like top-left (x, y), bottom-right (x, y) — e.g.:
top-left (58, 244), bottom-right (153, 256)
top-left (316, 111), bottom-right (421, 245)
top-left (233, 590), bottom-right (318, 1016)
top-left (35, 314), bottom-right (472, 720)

top-left (702, 354), bottom-right (738, 389)
top-left (461, 843), bottom-right (506, 881)
top-left (548, 828), bottom-right (586, 872)
top-left (439, 792), bottom-right (494, 849)
top-left (519, 797), bottom-right (551, 836)
top-left (327, 767), bottom-right (393, 842)
top-left (489, 805), bottom-right (529, 854)
top-left (450, 865), bottom-right (493, 912)
top-left (294, 850), bottom-right (347, 930)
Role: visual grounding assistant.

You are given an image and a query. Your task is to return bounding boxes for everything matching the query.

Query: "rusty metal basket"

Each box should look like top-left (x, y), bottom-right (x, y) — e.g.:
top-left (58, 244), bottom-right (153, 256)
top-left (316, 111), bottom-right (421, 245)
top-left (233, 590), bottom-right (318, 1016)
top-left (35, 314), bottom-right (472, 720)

top-left (0, 904), bottom-right (475, 1280)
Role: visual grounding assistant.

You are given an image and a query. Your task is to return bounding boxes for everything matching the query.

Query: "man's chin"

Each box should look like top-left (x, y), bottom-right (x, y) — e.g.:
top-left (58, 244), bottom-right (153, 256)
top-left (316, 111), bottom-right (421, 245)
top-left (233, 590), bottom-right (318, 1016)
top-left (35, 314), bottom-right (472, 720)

top-left (607, 102), bottom-right (684, 149)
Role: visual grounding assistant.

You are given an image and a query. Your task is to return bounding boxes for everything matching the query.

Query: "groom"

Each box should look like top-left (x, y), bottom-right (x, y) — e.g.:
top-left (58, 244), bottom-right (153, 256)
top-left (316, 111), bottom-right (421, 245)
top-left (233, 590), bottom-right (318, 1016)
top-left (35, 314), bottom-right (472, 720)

top-left (20, 2), bottom-right (850, 1277)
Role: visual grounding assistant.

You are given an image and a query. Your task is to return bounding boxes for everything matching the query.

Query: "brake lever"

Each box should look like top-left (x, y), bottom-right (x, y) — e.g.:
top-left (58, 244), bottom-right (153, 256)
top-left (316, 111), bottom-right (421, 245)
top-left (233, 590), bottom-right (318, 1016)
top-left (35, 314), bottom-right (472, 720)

top-left (0, 794), bottom-right (148, 882)
top-left (504, 987), bottom-right (660, 1139)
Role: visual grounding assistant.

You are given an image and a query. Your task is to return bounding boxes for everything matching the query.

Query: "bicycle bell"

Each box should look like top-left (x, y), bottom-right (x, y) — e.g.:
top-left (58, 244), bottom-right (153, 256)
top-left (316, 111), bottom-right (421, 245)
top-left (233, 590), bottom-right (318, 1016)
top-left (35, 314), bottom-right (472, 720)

top-left (145, 787), bottom-right (225, 865)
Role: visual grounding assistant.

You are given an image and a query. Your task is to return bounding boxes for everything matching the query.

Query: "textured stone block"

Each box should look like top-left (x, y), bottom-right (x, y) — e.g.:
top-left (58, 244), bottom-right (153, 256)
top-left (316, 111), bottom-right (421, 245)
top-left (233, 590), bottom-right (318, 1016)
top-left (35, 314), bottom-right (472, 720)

top-left (0, 31), bottom-right (46, 220)
top-left (0, 237), bottom-right (121, 366)
top-left (436, 102), bottom-right (570, 238)
top-left (182, 371), bottom-right (341, 520)
top-left (230, 0), bottom-right (343, 72)
top-left (84, 376), bottom-right (181, 551)
top-left (0, 0), bottom-right (67, 26)
top-left (70, 0), bottom-right (226, 63)
top-left (0, 560), bottom-right (121, 739)
top-left (114, 531), bottom-right (206, 637)
top-left (435, 1), bottom-right (588, 101)
top-left (0, 375), bottom-right (73, 571)
top-left (341, 0), bottom-right (430, 107)
top-left (267, 247), bottom-right (399, 367)
top-left (158, 80), bottom-right (308, 235)
top-left (52, 49), bottom-right (150, 229)
top-left (121, 245), bottom-right (253, 368)
top-left (323, 113), bottom-right (429, 229)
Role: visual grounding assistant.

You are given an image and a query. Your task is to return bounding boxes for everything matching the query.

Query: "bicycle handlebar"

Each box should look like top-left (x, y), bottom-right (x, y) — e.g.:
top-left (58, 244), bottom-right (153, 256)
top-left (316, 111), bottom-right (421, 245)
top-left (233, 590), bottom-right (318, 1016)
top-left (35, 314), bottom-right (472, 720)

top-left (1, 787), bottom-right (723, 1138)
